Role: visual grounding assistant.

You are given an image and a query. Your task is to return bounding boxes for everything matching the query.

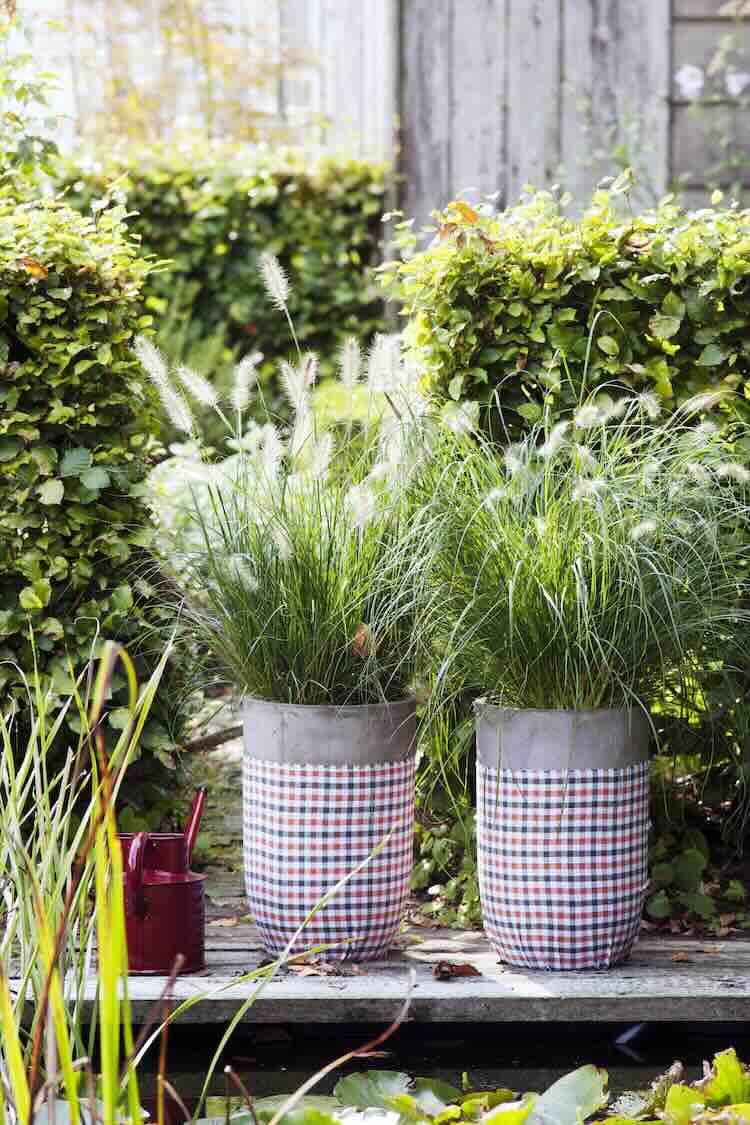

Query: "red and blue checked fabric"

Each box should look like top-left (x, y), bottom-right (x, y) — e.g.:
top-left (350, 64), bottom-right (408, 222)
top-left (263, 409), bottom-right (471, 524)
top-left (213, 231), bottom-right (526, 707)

top-left (244, 757), bottom-right (416, 961)
top-left (477, 762), bottom-right (650, 971)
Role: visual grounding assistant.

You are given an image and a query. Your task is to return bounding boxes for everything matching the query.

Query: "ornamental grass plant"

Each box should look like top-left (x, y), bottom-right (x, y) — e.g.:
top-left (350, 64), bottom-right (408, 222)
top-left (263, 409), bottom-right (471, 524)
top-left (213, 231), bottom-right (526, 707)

top-left (137, 255), bottom-right (428, 707)
top-left (411, 393), bottom-right (750, 718)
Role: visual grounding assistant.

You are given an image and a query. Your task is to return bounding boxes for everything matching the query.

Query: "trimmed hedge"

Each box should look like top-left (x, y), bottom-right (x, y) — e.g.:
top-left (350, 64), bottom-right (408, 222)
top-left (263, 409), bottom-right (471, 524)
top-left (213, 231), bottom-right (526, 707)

top-left (0, 196), bottom-right (181, 819)
top-left (57, 144), bottom-right (390, 405)
top-left (385, 190), bottom-right (750, 434)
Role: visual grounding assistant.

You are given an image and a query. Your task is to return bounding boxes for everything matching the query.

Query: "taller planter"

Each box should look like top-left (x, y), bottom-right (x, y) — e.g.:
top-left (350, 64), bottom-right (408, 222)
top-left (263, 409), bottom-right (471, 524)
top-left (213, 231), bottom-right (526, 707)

top-left (475, 704), bottom-right (650, 971)
top-left (242, 697), bottom-right (416, 961)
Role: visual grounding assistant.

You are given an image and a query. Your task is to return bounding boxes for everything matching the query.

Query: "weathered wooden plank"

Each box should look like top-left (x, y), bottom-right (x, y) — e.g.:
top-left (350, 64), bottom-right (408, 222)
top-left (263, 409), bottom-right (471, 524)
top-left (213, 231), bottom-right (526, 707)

top-left (675, 0), bottom-right (747, 17)
top-left (38, 927), bottom-right (750, 1026)
top-left (449, 0), bottom-right (507, 206)
top-left (673, 18), bottom-right (750, 78)
top-left (672, 102), bottom-right (750, 184)
top-left (505, 0), bottom-right (561, 203)
top-left (401, 0), bottom-right (454, 227)
top-left (359, 0), bottom-right (399, 161)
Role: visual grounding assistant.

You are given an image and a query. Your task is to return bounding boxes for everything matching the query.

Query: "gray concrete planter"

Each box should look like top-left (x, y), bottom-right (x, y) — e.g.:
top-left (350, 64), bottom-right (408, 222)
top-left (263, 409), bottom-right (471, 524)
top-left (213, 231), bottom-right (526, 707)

top-left (475, 703), bottom-right (651, 971)
top-left (242, 696), bottom-right (416, 961)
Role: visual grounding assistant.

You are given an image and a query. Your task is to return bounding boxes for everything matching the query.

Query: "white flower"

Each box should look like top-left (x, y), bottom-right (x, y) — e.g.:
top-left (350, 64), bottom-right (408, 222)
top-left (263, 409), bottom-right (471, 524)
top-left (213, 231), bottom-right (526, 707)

top-left (637, 392), bottom-right (661, 420)
top-left (367, 334), bottom-right (403, 392)
top-left (347, 483), bottom-right (377, 530)
top-left (259, 251), bottom-right (290, 310)
top-left (726, 71), bottom-right (750, 99)
top-left (442, 400), bottom-right (479, 436)
top-left (339, 336), bottom-right (361, 390)
top-left (717, 462), bottom-right (750, 484)
top-left (675, 63), bottom-right (705, 101)
top-left (630, 519), bottom-right (658, 541)
top-left (232, 352), bottom-right (262, 413)
top-left (177, 365), bottom-right (219, 409)
top-left (573, 404), bottom-right (602, 429)
top-left (539, 421), bottom-right (570, 459)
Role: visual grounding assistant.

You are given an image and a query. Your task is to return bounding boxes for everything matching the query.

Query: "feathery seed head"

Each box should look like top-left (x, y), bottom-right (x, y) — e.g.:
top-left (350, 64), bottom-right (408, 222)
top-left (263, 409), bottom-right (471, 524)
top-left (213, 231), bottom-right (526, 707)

top-left (134, 335), bottom-right (170, 392)
top-left (347, 483), bottom-right (377, 530)
top-left (339, 336), bottom-right (361, 390)
top-left (259, 251), bottom-right (290, 310)
top-left (540, 421), bottom-right (570, 459)
top-left (177, 365), bottom-right (219, 408)
top-left (717, 462), bottom-right (750, 484)
top-left (637, 392), bottom-right (662, 420)
top-left (630, 519), bottom-right (658, 541)
top-left (573, 404), bottom-right (602, 429)
top-left (232, 352), bottom-right (262, 413)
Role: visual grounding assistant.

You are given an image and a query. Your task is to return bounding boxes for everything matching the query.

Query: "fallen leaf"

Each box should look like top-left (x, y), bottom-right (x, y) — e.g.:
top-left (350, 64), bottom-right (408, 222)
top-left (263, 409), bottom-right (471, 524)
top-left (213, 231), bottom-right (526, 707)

top-left (18, 256), bottom-right (48, 279)
top-left (700, 947), bottom-right (721, 954)
top-left (671, 952), bottom-right (692, 963)
top-left (207, 916), bottom-right (240, 927)
top-left (287, 960), bottom-right (341, 977)
top-left (432, 960), bottom-right (481, 981)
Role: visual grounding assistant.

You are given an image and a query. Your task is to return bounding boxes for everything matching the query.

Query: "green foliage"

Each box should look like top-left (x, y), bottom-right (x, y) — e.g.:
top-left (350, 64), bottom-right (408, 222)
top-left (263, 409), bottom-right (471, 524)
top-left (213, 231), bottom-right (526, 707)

top-left (57, 143), bottom-right (390, 420)
top-left (385, 190), bottom-right (750, 437)
top-left (646, 822), bottom-right (750, 930)
top-left (412, 806), bottom-right (481, 929)
top-left (0, 195), bottom-right (183, 794)
top-left (408, 400), bottom-right (750, 715)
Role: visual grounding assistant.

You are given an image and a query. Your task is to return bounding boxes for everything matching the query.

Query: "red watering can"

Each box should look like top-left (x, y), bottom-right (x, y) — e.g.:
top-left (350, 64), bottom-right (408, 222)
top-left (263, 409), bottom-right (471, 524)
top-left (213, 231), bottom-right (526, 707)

top-left (118, 788), bottom-right (207, 975)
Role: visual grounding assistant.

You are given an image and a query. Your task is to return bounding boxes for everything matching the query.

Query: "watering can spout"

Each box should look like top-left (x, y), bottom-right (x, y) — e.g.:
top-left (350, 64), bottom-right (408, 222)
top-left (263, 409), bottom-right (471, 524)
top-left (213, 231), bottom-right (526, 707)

top-left (184, 787), bottom-right (206, 863)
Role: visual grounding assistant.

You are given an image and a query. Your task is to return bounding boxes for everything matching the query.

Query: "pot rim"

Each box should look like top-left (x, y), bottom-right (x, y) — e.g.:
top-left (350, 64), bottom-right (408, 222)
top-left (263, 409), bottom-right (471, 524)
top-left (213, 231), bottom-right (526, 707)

top-left (473, 700), bottom-right (649, 719)
top-left (241, 695), bottom-right (417, 718)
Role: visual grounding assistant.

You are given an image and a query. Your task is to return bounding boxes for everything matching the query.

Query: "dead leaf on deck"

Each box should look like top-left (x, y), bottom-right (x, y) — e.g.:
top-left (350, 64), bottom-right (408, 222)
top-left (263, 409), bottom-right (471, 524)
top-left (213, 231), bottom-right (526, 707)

top-left (671, 951), bottom-right (692, 963)
top-left (701, 947), bottom-right (721, 954)
top-left (287, 960), bottom-right (341, 977)
top-left (432, 960), bottom-right (482, 981)
top-left (207, 916), bottom-right (240, 927)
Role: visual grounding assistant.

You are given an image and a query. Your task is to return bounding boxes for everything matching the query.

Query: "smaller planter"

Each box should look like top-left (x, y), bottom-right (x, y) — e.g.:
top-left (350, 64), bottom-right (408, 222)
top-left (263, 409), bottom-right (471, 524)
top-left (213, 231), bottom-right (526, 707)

top-left (242, 697), bottom-right (416, 961)
top-left (475, 704), bottom-right (650, 971)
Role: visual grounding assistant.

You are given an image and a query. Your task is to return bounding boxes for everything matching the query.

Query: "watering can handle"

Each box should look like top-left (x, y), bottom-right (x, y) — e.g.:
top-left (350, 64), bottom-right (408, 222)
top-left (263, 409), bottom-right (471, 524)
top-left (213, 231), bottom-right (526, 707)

top-left (126, 832), bottom-right (148, 916)
top-left (184, 787), bottom-right (206, 864)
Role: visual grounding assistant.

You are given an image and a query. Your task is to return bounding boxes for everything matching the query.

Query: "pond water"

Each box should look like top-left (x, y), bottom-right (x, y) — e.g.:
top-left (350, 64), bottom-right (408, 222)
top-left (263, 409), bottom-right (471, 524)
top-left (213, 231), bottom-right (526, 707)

top-left (136, 1021), bottom-right (750, 1109)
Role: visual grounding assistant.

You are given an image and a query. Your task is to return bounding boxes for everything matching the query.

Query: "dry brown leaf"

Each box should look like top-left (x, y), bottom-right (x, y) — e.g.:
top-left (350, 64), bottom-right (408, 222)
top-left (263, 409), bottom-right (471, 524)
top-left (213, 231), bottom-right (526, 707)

top-left (208, 916), bottom-right (240, 927)
top-left (671, 951), bottom-right (692, 963)
top-left (432, 960), bottom-right (482, 981)
top-left (701, 947), bottom-right (722, 955)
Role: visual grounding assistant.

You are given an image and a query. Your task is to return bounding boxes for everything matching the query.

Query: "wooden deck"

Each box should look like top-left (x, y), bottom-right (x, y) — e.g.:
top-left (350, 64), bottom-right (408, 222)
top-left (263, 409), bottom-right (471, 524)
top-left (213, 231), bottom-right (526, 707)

top-left (115, 924), bottom-right (750, 1025)
top-left (78, 870), bottom-right (750, 1025)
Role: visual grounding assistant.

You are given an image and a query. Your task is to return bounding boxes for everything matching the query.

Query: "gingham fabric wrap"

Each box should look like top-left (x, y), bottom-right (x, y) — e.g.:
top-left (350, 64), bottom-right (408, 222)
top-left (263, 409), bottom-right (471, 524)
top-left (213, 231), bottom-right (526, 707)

top-left (244, 756), bottom-right (416, 961)
top-left (477, 762), bottom-right (650, 971)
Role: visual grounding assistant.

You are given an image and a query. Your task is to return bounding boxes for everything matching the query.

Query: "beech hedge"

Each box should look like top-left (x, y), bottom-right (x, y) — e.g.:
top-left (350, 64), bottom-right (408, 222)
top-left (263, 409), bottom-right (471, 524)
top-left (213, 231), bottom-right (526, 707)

top-left (385, 189), bottom-right (750, 434)
top-left (0, 196), bottom-right (181, 820)
top-left (58, 144), bottom-right (390, 404)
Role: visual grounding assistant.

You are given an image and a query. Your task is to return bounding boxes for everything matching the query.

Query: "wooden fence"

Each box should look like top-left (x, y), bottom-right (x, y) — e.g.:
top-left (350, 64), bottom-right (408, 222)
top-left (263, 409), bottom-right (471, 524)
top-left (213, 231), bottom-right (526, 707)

top-left (29, 0), bottom-right (750, 222)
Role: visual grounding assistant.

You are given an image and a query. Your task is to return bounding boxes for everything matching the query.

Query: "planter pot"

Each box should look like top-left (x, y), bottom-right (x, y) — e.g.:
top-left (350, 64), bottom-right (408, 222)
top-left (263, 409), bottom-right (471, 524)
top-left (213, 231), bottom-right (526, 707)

top-left (242, 697), bottom-right (416, 961)
top-left (475, 704), bottom-right (650, 971)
